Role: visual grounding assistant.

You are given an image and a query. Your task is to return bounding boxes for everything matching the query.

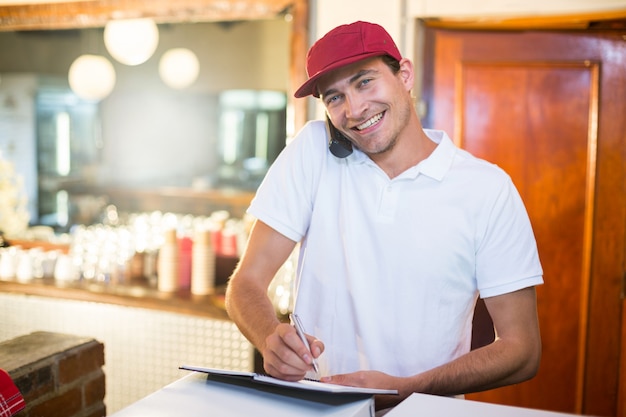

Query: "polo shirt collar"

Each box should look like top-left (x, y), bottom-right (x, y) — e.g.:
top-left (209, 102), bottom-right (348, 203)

top-left (416, 129), bottom-right (456, 181)
top-left (347, 129), bottom-right (456, 182)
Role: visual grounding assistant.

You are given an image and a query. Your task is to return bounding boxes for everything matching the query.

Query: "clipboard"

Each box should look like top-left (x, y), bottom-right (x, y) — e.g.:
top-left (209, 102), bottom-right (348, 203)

top-left (180, 365), bottom-right (398, 396)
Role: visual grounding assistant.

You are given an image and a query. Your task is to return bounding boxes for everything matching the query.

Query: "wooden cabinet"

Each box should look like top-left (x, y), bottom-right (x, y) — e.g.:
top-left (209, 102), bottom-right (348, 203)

top-left (423, 26), bottom-right (626, 416)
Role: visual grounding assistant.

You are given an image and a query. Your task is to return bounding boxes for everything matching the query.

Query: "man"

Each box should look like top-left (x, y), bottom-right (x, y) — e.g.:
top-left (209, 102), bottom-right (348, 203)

top-left (225, 21), bottom-right (543, 411)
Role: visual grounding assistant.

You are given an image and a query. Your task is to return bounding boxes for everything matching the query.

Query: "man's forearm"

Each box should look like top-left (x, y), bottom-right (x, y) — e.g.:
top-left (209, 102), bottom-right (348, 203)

top-left (409, 336), bottom-right (540, 397)
top-left (409, 286), bottom-right (542, 396)
top-left (225, 279), bottom-right (281, 353)
top-left (224, 219), bottom-right (298, 353)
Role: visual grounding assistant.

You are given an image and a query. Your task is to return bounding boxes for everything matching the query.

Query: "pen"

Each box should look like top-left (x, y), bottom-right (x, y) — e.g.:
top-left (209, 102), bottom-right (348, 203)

top-left (290, 313), bottom-right (320, 374)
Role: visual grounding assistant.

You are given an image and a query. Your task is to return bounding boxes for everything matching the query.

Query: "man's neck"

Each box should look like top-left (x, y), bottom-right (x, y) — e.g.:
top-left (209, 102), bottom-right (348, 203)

top-left (370, 124), bottom-right (437, 179)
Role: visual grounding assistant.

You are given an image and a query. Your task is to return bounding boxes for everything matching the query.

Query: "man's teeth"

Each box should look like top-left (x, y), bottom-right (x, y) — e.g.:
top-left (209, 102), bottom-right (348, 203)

top-left (356, 113), bottom-right (383, 130)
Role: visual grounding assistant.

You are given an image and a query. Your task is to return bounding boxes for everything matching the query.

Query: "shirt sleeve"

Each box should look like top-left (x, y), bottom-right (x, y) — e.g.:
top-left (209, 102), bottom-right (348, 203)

top-left (476, 175), bottom-right (544, 298)
top-left (247, 121), bottom-right (327, 243)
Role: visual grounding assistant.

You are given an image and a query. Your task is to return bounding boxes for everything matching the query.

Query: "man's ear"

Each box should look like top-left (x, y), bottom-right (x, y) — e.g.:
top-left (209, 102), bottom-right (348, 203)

top-left (398, 58), bottom-right (415, 91)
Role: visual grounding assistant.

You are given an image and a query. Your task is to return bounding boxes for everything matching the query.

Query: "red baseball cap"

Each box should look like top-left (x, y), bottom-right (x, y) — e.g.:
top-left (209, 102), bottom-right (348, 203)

top-left (294, 21), bottom-right (403, 98)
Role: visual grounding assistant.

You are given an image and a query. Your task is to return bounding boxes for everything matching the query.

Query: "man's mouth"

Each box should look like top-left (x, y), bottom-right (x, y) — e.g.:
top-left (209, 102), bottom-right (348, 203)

top-left (355, 112), bottom-right (383, 131)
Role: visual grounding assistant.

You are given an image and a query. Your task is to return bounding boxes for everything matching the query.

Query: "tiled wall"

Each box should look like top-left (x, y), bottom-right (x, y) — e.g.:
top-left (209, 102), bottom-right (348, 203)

top-left (0, 293), bottom-right (253, 414)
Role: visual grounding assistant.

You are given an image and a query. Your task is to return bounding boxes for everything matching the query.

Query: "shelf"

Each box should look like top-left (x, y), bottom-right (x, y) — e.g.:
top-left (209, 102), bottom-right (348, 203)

top-left (1, 238), bottom-right (240, 320)
top-left (0, 279), bottom-right (230, 320)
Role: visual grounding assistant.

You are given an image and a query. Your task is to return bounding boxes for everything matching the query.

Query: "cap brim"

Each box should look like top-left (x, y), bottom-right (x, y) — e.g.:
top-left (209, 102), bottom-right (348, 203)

top-left (294, 51), bottom-right (390, 98)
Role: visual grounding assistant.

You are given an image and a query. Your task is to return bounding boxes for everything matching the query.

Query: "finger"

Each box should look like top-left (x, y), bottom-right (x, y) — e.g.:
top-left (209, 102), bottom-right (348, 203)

top-left (284, 326), bottom-right (316, 366)
top-left (263, 350), bottom-right (307, 381)
top-left (308, 338), bottom-right (324, 358)
top-left (266, 328), bottom-right (314, 376)
top-left (320, 373), bottom-right (358, 386)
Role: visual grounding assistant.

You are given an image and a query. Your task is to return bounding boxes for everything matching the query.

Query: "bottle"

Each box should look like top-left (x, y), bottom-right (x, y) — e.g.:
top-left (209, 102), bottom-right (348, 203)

top-left (190, 228), bottom-right (215, 296)
top-left (157, 228), bottom-right (179, 292)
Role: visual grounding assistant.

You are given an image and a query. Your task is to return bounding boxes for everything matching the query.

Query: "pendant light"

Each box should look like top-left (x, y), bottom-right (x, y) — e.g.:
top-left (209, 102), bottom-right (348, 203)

top-left (68, 54), bottom-right (116, 101)
top-left (104, 18), bottom-right (159, 66)
top-left (159, 48), bottom-right (200, 89)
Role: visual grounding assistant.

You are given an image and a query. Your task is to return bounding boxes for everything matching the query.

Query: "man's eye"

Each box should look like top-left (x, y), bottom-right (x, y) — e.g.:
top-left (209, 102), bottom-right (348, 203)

top-left (326, 95), bottom-right (340, 105)
top-left (359, 78), bottom-right (371, 87)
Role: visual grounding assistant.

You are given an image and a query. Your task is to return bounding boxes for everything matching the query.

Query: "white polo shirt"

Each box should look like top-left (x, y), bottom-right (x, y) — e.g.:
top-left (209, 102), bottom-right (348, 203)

top-left (248, 120), bottom-right (543, 377)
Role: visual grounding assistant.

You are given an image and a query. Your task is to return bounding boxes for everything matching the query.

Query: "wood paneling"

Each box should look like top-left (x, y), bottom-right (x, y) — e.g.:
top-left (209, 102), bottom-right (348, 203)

top-left (616, 301), bottom-right (626, 417)
top-left (462, 60), bottom-right (596, 412)
top-left (422, 9), bottom-right (626, 30)
top-left (424, 28), bottom-right (626, 416)
top-left (0, 0), bottom-right (294, 30)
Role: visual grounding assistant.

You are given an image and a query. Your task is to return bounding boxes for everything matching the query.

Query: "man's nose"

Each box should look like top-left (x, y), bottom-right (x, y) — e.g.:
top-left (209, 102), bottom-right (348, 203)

top-left (343, 94), bottom-right (366, 119)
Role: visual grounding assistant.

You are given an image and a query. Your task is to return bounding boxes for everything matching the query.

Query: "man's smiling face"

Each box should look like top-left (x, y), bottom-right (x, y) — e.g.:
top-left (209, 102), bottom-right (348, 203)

top-left (318, 56), bottom-right (414, 158)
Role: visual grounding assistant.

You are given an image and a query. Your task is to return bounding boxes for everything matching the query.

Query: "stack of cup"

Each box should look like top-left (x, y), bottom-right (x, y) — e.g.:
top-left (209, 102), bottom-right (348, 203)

top-left (191, 228), bottom-right (216, 295)
top-left (54, 253), bottom-right (79, 283)
top-left (157, 228), bottom-right (179, 292)
top-left (0, 247), bottom-right (18, 280)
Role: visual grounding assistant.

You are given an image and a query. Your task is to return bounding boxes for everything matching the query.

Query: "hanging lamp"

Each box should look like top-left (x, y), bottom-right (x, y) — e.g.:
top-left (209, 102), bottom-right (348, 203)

top-left (104, 18), bottom-right (159, 66)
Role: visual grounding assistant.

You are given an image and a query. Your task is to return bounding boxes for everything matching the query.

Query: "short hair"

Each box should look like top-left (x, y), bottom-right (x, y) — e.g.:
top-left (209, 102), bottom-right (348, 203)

top-left (381, 55), bottom-right (401, 74)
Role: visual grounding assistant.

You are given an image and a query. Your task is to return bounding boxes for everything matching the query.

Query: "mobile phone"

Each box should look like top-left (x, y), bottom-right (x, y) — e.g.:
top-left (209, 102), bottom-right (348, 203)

top-left (325, 116), bottom-right (353, 158)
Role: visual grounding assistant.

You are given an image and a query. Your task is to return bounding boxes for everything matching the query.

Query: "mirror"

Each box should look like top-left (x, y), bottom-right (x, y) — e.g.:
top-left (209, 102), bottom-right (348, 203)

top-left (0, 1), bottom-right (309, 229)
top-left (216, 89), bottom-right (287, 189)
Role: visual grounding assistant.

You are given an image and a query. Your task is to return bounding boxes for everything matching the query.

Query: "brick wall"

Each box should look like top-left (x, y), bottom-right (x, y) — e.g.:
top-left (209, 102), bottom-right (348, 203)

top-left (0, 331), bottom-right (105, 417)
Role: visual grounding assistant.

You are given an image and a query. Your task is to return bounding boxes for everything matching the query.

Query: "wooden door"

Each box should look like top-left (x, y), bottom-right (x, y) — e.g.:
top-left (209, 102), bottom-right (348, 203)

top-left (423, 28), bottom-right (626, 416)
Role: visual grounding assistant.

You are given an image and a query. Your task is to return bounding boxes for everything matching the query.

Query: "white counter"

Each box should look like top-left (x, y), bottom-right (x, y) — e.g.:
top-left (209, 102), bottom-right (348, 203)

top-left (113, 371), bottom-right (584, 417)
top-left (112, 372), bottom-right (374, 417)
top-left (387, 392), bottom-right (582, 417)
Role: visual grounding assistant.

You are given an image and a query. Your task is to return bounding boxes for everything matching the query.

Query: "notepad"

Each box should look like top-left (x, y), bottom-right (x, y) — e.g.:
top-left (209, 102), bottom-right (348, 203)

top-left (180, 365), bottom-right (398, 395)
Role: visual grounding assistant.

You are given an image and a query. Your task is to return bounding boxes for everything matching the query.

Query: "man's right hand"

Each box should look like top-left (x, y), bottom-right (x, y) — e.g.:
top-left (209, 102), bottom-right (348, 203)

top-left (261, 322), bottom-right (324, 381)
